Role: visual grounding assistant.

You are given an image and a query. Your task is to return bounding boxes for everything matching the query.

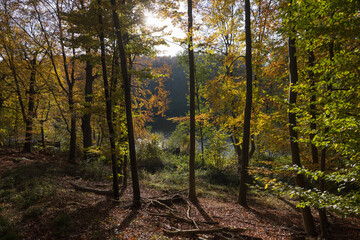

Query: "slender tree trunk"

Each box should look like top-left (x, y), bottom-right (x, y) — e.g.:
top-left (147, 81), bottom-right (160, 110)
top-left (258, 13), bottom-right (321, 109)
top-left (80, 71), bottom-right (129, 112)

top-left (238, 0), bottom-right (253, 207)
top-left (111, 0), bottom-right (141, 208)
top-left (308, 51), bottom-right (318, 164)
top-left (318, 40), bottom-right (334, 237)
top-left (57, 7), bottom-right (78, 163)
top-left (41, 121), bottom-right (46, 148)
top-left (68, 89), bottom-right (77, 163)
top-left (82, 53), bottom-right (94, 158)
top-left (24, 58), bottom-right (36, 153)
top-left (187, 0), bottom-right (198, 203)
top-left (287, 5), bottom-right (316, 233)
top-left (98, 0), bottom-right (119, 200)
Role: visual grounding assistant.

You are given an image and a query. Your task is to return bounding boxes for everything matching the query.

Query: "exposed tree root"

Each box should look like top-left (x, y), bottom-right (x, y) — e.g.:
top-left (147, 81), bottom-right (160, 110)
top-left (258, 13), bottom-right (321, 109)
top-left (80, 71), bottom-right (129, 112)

top-left (191, 200), bottom-right (217, 224)
top-left (69, 182), bottom-right (113, 196)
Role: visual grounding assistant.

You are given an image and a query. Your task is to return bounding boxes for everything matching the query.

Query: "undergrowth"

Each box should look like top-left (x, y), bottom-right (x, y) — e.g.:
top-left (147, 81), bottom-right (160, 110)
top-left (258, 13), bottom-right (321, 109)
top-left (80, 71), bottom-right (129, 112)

top-left (0, 215), bottom-right (19, 240)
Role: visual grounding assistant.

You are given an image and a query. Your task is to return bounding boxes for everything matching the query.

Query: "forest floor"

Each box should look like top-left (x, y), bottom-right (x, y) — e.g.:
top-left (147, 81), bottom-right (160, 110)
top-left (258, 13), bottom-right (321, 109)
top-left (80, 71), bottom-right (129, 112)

top-left (1, 148), bottom-right (360, 240)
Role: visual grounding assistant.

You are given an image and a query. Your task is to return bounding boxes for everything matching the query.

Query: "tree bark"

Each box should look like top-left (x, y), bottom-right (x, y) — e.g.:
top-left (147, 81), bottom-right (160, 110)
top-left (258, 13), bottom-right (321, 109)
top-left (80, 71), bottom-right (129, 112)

top-left (188, 0), bottom-right (198, 204)
top-left (308, 51), bottom-right (318, 164)
top-left (82, 52), bottom-right (94, 158)
top-left (238, 0), bottom-right (253, 207)
top-left (68, 87), bottom-right (77, 163)
top-left (318, 40), bottom-right (334, 237)
top-left (98, 0), bottom-right (119, 200)
top-left (110, 0), bottom-right (141, 208)
top-left (24, 58), bottom-right (36, 153)
top-left (40, 121), bottom-right (45, 148)
top-left (287, 4), bottom-right (316, 233)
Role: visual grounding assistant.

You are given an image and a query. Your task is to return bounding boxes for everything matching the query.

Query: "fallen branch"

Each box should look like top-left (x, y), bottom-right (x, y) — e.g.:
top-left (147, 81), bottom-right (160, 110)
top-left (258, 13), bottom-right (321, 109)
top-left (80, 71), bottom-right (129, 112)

top-left (147, 194), bottom-right (186, 211)
top-left (187, 203), bottom-right (199, 228)
top-left (148, 199), bottom-right (176, 212)
top-left (69, 182), bottom-right (112, 196)
top-left (163, 227), bottom-right (245, 238)
top-left (150, 212), bottom-right (195, 225)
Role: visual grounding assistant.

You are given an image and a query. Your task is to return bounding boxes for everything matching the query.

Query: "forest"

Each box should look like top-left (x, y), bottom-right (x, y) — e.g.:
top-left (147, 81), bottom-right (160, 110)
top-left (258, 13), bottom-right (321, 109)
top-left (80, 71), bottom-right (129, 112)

top-left (0, 0), bottom-right (359, 239)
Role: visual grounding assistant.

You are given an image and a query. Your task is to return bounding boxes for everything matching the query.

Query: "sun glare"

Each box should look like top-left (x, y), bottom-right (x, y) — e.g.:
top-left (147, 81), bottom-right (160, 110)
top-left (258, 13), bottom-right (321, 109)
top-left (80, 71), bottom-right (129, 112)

top-left (144, 11), bottom-right (185, 56)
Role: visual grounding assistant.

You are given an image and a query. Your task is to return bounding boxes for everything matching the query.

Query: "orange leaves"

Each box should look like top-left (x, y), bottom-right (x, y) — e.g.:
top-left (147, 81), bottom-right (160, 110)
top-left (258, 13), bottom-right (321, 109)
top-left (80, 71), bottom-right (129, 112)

top-left (131, 58), bottom-right (170, 137)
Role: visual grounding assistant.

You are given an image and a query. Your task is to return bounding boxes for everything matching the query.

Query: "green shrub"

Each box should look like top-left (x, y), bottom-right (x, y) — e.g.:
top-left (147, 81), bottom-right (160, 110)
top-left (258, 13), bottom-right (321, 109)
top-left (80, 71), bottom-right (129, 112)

top-left (200, 167), bottom-right (239, 187)
top-left (166, 123), bottom-right (189, 154)
top-left (78, 159), bottom-right (109, 181)
top-left (162, 153), bottom-right (188, 172)
top-left (137, 134), bottom-right (164, 173)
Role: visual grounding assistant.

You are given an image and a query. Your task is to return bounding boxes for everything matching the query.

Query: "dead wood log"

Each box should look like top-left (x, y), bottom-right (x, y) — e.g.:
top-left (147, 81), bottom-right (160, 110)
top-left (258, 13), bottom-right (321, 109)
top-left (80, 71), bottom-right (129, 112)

top-left (69, 182), bottom-right (112, 196)
top-left (163, 227), bottom-right (245, 238)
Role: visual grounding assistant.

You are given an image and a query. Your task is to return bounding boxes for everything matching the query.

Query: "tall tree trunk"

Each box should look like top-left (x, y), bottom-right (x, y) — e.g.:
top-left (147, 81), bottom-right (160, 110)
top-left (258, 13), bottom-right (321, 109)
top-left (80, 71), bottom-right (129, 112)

top-left (41, 121), bottom-right (46, 148)
top-left (187, 0), bottom-right (198, 203)
top-left (24, 58), bottom-right (36, 153)
top-left (111, 0), bottom-right (141, 208)
top-left (98, 0), bottom-right (119, 200)
top-left (238, 0), bottom-right (253, 207)
top-left (287, 3), bottom-right (316, 233)
top-left (308, 51), bottom-right (318, 164)
top-left (82, 52), bottom-right (94, 158)
top-left (318, 40), bottom-right (334, 237)
top-left (68, 88), bottom-right (77, 163)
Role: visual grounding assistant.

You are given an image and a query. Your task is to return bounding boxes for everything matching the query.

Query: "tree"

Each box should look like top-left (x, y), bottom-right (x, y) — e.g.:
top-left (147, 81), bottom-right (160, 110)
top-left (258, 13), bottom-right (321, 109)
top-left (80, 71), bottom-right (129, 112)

top-left (238, 0), bottom-right (253, 207)
top-left (110, 0), bottom-right (141, 208)
top-left (0, 0), bottom-right (46, 153)
top-left (199, 0), bottom-right (246, 175)
top-left (31, 0), bottom-right (81, 163)
top-left (97, 0), bottom-right (120, 200)
top-left (187, 0), bottom-right (198, 203)
top-left (287, 0), bottom-right (316, 235)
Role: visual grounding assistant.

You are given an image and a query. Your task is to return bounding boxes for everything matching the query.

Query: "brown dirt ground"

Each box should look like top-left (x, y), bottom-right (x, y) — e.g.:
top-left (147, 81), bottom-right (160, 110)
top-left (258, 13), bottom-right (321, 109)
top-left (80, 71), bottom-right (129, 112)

top-left (0, 147), bottom-right (359, 240)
